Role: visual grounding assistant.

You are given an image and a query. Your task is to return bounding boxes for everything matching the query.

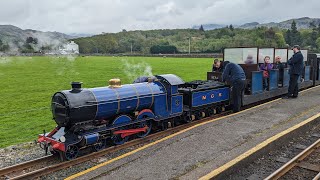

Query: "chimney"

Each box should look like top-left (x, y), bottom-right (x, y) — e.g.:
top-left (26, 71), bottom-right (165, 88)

top-left (71, 82), bottom-right (83, 92)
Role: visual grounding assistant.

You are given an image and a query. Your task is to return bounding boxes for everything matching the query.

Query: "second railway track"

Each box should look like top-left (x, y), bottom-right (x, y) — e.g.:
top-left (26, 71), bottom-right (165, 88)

top-left (266, 137), bottom-right (320, 180)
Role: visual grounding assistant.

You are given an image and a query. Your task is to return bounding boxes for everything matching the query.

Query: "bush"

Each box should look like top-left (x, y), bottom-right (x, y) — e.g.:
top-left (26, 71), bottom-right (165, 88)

top-left (150, 45), bottom-right (178, 54)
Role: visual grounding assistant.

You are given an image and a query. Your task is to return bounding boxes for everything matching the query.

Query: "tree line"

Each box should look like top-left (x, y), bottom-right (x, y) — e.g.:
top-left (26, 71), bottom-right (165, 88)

top-left (71, 21), bottom-right (320, 54)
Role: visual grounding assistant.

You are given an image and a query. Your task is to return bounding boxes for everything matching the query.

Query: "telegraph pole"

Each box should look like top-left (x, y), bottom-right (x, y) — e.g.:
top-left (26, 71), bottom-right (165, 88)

top-left (188, 37), bottom-right (191, 54)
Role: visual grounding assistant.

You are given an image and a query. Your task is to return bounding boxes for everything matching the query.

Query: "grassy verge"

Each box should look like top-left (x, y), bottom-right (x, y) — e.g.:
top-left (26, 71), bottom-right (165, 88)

top-left (0, 56), bottom-right (213, 147)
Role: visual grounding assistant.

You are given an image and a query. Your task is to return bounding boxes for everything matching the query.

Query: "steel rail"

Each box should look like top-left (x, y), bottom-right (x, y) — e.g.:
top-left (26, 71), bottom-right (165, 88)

top-left (265, 138), bottom-right (320, 180)
top-left (0, 155), bottom-right (54, 177)
top-left (312, 172), bottom-right (320, 180)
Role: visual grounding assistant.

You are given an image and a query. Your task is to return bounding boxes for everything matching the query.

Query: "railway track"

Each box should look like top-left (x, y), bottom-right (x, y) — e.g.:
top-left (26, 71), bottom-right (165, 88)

top-left (265, 138), bottom-right (320, 180)
top-left (0, 111), bottom-right (231, 179)
top-left (0, 155), bottom-right (56, 179)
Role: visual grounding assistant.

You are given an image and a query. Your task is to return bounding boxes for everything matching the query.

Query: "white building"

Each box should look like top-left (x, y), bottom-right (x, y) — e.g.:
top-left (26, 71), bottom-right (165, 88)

top-left (59, 41), bottom-right (79, 54)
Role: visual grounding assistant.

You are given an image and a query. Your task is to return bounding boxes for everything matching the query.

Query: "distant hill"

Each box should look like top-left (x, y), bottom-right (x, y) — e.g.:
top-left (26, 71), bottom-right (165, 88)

top-left (192, 24), bottom-right (226, 30)
top-left (67, 33), bottom-right (94, 38)
top-left (195, 17), bottom-right (320, 30)
top-left (238, 22), bottom-right (260, 29)
top-left (0, 25), bottom-right (73, 53)
top-left (238, 17), bottom-right (320, 29)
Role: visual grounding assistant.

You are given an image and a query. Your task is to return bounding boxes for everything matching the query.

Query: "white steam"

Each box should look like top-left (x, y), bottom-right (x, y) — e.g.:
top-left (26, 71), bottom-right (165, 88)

top-left (66, 55), bottom-right (76, 61)
top-left (0, 57), bottom-right (12, 64)
top-left (49, 56), bottom-right (79, 76)
top-left (121, 59), bottom-right (153, 82)
top-left (1, 30), bottom-right (67, 55)
top-left (30, 31), bottom-right (66, 52)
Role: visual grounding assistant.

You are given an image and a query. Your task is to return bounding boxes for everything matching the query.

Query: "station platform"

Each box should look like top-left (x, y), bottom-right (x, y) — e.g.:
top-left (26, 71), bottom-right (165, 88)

top-left (67, 86), bottom-right (320, 180)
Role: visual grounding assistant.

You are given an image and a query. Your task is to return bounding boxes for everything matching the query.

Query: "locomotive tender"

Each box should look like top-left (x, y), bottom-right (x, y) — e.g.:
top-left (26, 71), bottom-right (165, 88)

top-left (38, 74), bottom-right (230, 160)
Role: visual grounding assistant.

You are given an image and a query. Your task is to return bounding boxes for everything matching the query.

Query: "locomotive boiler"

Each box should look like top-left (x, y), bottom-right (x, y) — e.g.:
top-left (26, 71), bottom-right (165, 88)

top-left (52, 79), bottom-right (164, 128)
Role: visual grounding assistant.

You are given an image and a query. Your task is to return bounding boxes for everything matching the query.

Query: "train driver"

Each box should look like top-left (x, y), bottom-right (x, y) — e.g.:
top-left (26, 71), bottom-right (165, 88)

top-left (212, 59), bottom-right (224, 72)
top-left (222, 61), bottom-right (246, 112)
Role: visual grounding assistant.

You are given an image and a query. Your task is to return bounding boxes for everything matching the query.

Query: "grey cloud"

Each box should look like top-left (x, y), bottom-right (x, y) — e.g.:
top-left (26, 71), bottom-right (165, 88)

top-left (0, 0), bottom-right (319, 34)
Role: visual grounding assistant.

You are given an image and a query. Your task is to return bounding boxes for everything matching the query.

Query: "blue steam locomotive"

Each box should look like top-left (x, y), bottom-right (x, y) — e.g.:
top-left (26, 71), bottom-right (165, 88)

top-left (38, 74), bottom-right (230, 160)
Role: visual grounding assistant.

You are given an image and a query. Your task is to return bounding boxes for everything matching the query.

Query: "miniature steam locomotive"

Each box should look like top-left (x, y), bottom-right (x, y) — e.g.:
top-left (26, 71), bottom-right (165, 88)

top-left (38, 50), bottom-right (320, 160)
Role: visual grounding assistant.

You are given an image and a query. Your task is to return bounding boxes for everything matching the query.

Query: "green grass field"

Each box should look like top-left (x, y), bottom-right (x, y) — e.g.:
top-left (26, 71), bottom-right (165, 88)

top-left (0, 56), bottom-right (213, 148)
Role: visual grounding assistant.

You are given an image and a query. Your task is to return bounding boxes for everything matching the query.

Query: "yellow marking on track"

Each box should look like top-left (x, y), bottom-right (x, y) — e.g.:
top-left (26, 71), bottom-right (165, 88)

top-left (199, 112), bottom-right (320, 180)
top-left (65, 86), bottom-right (319, 180)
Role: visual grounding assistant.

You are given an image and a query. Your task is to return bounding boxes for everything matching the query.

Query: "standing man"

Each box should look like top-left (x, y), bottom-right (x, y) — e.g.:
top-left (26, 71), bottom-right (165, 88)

top-left (222, 61), bottom-right (246, 112)
top-left (284, 45), bottom-right (304, 99)
top-left (212, 59), bottom-right (224, 72)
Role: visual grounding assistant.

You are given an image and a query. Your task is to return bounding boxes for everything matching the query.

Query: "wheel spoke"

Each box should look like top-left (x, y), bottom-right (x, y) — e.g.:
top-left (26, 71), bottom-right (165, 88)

top-left (137, 121), bottom-right (152, 138)
top-left (64, 145), bottom-right (79, 160)
top-left (93, 139), bottom-right (106, 151)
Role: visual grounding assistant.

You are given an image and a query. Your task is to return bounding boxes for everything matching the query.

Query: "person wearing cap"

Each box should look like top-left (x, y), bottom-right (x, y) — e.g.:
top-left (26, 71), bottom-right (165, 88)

top-left (212, 59), bottom-right (224, 72)
top-left (283, 45), bottom-right (304, 99)
top-left (222, 61), bottom-right (246, 112)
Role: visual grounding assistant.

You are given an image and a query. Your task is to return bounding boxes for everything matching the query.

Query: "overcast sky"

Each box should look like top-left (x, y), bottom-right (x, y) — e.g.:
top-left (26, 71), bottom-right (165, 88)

top-left (0, 0), bottom-right (319, 34)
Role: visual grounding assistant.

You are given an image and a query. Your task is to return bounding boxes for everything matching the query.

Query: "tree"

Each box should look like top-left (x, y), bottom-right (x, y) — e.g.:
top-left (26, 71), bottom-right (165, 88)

top-left (150, 45), bottom-right (178, 54)
top-left (255, 38), bottom-right (264, 47)
top-left (316, 37), bottom-right (320, 51)
top-left (309, 21), bottom-right (316, 29)
top-left (23, 37), bottom-right (38, 53)
top-left (307, 21), bottom-right (319, 50)
top-left (265, 28), bottom-right (275, 39)
top-left (26, 37), bottom-right (37, 44)
top-left (291, 20), bottom-right (298, 32)
top-left (229, 24), bottom-right (234, 31)
top-left (199, 25), bottom-right (205, 32)
top-left (290, 20), bottom-right (302, 45)
top-left (310, 29), bottom-right (318, 50)
top-left (275, 33), bottom-right (286, 47)
top-left (285, 29), bottom-right (291, 45)
top-left (0, 39), bottom-right (9, 52)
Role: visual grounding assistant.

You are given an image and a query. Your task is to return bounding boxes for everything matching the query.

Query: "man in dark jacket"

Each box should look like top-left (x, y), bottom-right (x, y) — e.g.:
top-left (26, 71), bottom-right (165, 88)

top-left (212, 59), bottom-right (224, 72)
top-left (284, 45), bottom-right (304, 98)
top-left (222, 61), bottom-right (246, 112)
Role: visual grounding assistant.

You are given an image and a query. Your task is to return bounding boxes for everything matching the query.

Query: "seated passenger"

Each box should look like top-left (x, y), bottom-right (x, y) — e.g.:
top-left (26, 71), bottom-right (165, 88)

top-left (212, 59), bottom-right (224, 72)
top-left (245, 54), bottom-right (254, 64)
top-left (274, 56), bottom-right (285, 85)
top-left (259, 56), bottom-right (273, 90)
